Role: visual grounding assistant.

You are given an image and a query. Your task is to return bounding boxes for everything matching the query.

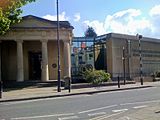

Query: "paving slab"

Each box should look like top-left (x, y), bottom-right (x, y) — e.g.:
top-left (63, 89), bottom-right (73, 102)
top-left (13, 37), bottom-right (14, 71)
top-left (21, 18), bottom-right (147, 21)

top-left (0, 82), bottom-right (157, 102)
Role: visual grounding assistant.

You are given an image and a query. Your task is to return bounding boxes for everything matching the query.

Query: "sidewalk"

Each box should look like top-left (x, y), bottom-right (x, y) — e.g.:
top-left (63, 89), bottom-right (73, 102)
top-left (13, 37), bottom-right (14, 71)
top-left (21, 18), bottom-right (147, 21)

top-left (0, 81), bottom-right (159, 103)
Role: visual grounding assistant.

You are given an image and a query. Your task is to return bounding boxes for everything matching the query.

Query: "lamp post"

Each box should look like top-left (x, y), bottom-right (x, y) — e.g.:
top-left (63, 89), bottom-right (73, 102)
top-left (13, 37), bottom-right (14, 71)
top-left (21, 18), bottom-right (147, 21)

top-left (56, 0), bottom-right (61, 92)
top-left (136, 34), bottom-right (143, 85)
top-left (127, 40), bottom-right (131, 80)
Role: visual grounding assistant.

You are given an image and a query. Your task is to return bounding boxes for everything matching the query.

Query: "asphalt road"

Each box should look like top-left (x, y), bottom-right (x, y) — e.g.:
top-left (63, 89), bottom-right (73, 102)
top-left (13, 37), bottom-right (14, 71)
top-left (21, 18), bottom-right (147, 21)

top-left (0, 86), bottom-right (160, 120)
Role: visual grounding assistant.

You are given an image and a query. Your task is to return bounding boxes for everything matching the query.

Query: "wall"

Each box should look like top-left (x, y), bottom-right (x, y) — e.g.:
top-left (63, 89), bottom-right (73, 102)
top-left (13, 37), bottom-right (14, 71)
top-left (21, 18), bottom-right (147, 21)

top-left (48, 41), bottom-right (64, 80)
top-left (110, 35), bottom-right (160, 80)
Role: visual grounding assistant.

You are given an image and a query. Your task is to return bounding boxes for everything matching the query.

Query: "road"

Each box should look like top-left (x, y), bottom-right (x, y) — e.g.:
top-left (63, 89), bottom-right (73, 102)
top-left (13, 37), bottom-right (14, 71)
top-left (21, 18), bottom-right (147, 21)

top-left (0, 86), bottom-right (160, 120)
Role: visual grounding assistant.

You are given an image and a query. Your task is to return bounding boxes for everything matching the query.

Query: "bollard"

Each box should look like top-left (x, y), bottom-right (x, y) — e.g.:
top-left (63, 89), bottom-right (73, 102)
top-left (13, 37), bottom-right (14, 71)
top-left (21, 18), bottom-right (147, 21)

top-left (68, 78), bottom-right (71, 93)
top-left (0, 80), bottom-right (2, 98)
top-left (64, 76), bottom-right (71, 93)
top-left (118, 76), bottom-right (120, 88)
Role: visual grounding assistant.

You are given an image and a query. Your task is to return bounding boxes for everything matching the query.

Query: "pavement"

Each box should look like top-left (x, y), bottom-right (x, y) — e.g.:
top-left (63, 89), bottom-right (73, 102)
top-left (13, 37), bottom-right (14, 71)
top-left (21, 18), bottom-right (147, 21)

top-left (0, 81), bottom-right (159, 103)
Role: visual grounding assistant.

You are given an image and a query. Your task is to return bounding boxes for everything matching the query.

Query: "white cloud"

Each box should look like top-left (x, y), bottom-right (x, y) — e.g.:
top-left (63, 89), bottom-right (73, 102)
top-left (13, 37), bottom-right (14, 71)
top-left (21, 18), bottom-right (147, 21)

top-left (43, 12), bottom-right (69, 21)
top-left (83, 20), bottom-right (106, 35)
top-left (149, 5), bottom-right (160, 38)
top-left (150, 5), bottom-right (160, 16)
top-left (74, 13), bottom-right (81, 22)
top-left (111, 9), bottom-right (141, 18)
top-left (83, 8), bottom-right (155, 37)
top-left (104, 9), bottom-right (151, 35)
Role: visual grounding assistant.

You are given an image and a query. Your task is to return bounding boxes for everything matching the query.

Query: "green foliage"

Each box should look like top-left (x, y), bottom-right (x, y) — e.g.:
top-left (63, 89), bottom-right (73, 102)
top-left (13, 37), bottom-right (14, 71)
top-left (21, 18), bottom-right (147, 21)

top-left (84, 26), bottom-right (97, 38)
top-left (83, 70), bottom-right (110, 85)
top-left (151, 71), bottom-right (160, 78)
top-left (0, 0), bottom-right (36, 35)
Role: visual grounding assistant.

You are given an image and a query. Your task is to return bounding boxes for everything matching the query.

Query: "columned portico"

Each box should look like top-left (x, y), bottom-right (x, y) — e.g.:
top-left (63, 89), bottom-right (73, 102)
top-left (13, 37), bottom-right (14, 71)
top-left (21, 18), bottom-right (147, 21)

top-left (0, 15), bottom-right (73, 84)
top-left (16, 40), bottom-right (24, 82)
top-left (41, 40), bottom-right (49, 81)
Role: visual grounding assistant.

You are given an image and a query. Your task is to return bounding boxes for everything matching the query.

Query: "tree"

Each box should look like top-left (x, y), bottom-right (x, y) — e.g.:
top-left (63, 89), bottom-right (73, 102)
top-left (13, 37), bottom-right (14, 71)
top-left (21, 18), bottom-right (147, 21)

top-left (84, 26), bottom-right (97, 38)
top-left (0, 0), bottom-right (36, 35)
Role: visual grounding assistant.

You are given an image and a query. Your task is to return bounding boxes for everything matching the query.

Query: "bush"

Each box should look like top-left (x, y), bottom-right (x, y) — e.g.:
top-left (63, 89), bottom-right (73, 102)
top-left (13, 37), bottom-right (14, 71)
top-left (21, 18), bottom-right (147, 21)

top-left (152, 71), bottom-right (160, 78)
top-left (83, 70), bottom-right (110, 85)
top-left (156, 71), bottom-right (160, 77)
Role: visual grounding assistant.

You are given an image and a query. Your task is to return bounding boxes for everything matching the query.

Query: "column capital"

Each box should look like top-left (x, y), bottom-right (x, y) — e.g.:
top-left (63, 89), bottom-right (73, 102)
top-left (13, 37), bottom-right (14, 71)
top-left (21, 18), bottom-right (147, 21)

top-left (40, 39), bottom-right (48, 43)
top-left (15, 40), bottom-right (23, 43)
top-left (63, 39), bottom-right (71, 45)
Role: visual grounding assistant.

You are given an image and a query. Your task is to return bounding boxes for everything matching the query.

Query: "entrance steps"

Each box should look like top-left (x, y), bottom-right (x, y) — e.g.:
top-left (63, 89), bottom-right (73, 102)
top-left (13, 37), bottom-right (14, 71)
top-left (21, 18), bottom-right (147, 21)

top-left (3, 80), bottom-right (64, 89)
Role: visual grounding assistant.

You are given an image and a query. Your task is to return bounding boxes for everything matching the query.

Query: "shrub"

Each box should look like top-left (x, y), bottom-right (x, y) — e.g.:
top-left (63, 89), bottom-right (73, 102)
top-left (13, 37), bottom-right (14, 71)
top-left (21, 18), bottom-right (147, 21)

top-left (152, 71), bottom-right (160, 78)
top-left (155, 71), bottom-right (160, 77)
top-left (83, 70), bottom-right (110, 85)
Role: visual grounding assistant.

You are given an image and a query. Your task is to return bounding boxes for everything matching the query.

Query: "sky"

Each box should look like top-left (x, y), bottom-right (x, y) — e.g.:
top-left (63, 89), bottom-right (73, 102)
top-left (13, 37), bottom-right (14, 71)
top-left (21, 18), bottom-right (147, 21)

top-left (22, 0), bottom-right (160, 38)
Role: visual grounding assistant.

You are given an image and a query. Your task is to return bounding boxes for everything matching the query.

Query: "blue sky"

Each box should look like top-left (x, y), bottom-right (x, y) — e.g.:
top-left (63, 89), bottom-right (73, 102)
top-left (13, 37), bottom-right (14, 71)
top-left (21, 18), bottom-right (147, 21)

top-left (22, 0), bottom-right (160, 38)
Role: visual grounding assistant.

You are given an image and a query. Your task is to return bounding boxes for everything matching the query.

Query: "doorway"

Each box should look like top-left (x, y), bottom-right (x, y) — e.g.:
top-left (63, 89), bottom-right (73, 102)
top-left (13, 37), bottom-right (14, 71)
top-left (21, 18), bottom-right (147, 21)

top-left (29, 52), bottom-right (42, 80)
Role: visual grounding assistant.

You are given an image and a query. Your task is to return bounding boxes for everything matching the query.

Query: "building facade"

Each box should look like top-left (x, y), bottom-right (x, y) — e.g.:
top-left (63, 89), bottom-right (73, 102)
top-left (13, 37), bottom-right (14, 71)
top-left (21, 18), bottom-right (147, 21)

top-left (0, 15), bottom-right (73, 83)
top-left (95, 33), bottom-right (160, 80)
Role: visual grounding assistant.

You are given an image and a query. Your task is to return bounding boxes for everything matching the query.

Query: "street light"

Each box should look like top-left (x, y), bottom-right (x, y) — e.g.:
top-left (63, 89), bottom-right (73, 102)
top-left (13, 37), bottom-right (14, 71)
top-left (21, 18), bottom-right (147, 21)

top-left (136, 34), bottom-right (143, 85)
top-left (56, 0), bottom-right (61, 92)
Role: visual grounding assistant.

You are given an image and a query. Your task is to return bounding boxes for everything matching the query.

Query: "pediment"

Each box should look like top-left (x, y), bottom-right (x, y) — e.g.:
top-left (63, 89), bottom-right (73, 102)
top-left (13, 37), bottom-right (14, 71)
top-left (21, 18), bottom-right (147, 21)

top-left (11, 15), bottom-right (57, 29)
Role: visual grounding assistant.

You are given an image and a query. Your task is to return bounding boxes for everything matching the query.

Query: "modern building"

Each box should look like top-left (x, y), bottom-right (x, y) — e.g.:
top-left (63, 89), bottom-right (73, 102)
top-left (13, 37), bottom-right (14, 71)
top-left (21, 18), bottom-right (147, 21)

top-left (0, 15), bottom-right (73, 83)
top-left (95, 33), bottom-right (160, 81)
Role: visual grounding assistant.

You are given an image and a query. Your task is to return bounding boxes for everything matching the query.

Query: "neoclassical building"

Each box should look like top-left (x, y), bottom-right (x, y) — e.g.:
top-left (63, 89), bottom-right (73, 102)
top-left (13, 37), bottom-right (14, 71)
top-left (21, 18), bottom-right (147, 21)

top-left (0, 15), bottom-right (73, 82)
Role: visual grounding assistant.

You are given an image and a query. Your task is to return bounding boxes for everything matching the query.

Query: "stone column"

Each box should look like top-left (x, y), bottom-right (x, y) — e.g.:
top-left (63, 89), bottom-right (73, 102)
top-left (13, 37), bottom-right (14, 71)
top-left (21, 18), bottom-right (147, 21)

top-left (16, 40), bottom-right (24, 82)
top-left (41, 40), bottom-right (49, 81)
top-left (64, 41), bottom-right (71, 88)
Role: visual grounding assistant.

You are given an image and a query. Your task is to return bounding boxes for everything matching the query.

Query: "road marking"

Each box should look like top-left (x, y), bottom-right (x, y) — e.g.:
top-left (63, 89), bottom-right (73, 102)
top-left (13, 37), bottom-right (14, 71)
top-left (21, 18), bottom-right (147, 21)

top-left (133, 105), bottom-right (148, 109)
top-left (112, 109), bottom-right (128, 113)
top-left (78, 104), bottom-right (117, 114)
top-left (58, 116), bottom-right (79, 120)
top-left (117, 116), bottom-right (131, 120)
top-left (88, 112), bottom-right (106, 117)
top-left (120, 99), bottom-right (160, 106)
top-left (11, 113), bottom-right (75, 120)
top-left (90, 111), bottom-right (125, 120)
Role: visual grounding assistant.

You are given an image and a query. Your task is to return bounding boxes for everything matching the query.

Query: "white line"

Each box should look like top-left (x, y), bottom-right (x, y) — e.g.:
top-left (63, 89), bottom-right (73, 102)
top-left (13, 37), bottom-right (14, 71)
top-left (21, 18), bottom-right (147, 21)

top-left (120, 99), bottom-right (160, 106)
top-left (58, 116), bottom-right (79, 120)
top-left (11, 113), bottom-right (75, 120)
top-left (112, 109), bottom-right (128, 113)
top-left (133, 105), bottom-right (148, 109)
top-left (118, 116), bottom-right (131, 120)
top-left (88, 112), bottom-right (106, 116)
top-left (90, 111), bottom-right (125, 120)
top-left (78, 104), bottom-right (117, 114)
